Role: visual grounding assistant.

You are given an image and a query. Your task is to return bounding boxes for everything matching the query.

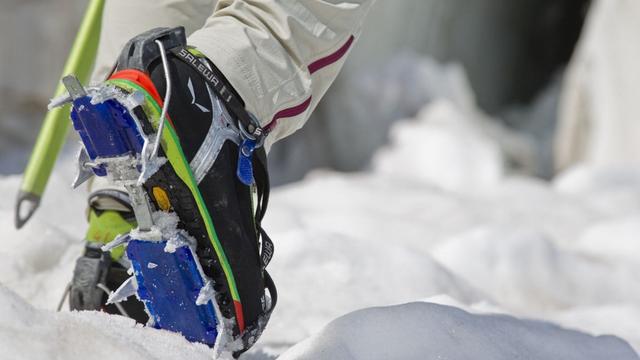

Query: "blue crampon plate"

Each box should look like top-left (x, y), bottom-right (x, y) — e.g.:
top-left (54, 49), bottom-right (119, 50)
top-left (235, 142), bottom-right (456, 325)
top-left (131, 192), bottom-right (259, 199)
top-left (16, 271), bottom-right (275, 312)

top-left (126, 240), bottom-right (219, 346)
top-left (70, 95), bottom-right (145, 176)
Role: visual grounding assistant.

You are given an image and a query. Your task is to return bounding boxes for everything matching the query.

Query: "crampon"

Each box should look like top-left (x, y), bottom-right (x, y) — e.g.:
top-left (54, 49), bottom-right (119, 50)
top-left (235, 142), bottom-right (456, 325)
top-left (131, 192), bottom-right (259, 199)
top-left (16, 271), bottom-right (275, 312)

top-left (53, 27), bottom-right (276, 358)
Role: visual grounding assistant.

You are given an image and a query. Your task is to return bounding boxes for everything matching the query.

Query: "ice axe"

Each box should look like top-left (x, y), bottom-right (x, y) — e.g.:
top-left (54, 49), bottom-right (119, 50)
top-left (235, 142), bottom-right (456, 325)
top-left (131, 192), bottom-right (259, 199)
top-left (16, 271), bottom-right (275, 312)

top-left (15, 0), bottom-right (105, 229)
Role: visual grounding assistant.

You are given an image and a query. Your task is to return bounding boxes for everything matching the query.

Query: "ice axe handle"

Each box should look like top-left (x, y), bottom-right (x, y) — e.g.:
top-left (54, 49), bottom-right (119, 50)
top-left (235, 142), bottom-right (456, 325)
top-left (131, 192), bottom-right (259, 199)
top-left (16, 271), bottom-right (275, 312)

top-left (15, 0), bottom-right (105, 229)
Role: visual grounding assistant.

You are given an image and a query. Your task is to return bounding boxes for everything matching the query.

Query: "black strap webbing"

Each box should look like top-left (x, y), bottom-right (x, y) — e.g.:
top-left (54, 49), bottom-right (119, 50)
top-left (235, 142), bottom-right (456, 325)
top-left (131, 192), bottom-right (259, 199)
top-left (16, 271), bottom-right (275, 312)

top-left (171, 47), bottom-right (260, 136)
top-left (253, 148), bottom-right (274, 268)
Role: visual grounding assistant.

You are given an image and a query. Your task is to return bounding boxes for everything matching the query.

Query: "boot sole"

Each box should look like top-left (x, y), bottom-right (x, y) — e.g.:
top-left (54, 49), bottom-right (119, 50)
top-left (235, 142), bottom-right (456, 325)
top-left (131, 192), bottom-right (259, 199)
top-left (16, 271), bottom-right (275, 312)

top-left (108, 75), bottom-right (245, 333)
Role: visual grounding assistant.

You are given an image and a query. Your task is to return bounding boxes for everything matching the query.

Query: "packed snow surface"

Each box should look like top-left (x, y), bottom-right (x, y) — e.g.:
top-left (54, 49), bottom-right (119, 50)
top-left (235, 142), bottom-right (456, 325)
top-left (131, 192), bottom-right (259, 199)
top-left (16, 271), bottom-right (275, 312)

top-left (280, 302), bottom-right (637, 360)
top-left (0, 285), bottom-right (212, 360)
top-left (1, 96), bottom-right (639, 359)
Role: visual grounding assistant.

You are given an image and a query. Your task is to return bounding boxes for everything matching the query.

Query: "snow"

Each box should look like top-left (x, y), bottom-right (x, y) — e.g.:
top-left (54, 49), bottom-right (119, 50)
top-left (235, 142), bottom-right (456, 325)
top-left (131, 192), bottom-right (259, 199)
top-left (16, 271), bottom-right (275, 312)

top-left (372, 99), bottom-right (504, 194)
top-left (1, 93), bottom-right (639, 358)
top-left (279, 302), bottom-right (638, 360)
top-left (0, 285), bottom-right (212, 360)
top-left (258, 107), bottom-right (640, 357)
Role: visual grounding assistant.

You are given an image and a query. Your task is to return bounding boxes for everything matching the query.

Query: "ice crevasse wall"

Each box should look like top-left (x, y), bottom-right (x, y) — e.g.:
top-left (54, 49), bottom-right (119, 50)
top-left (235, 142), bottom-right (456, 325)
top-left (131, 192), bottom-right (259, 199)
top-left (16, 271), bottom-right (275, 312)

top-left (555, 0), bottom-right (640, 170)
top-left (273, 0), bottom-right (640, 181)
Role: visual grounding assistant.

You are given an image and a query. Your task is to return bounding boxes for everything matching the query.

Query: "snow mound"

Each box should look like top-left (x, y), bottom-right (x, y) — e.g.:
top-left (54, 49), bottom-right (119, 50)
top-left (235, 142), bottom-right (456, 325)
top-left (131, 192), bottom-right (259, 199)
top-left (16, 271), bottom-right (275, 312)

top-left (261, 224), bottom-right (485, 346)
top-left (0, 284), bottom-right (211, 360)
top-left (578, 215), bottom-right (640, 261)
top-left (373, 100), bottom-right (504, 194)
top-left (553, 164), bottom-right (640, 216)
top-left (279, 302), bottom-right (638, 360)
top-left (0, 158), bottom-right (86, 309)
top-left (432, 226), bottom-right (640, 312)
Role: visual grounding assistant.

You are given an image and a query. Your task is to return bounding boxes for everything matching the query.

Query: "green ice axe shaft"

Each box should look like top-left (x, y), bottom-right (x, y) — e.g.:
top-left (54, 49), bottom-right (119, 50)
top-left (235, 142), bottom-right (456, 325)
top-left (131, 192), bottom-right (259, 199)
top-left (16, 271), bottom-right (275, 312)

top-left (15, 0), bottom-right (105, 229)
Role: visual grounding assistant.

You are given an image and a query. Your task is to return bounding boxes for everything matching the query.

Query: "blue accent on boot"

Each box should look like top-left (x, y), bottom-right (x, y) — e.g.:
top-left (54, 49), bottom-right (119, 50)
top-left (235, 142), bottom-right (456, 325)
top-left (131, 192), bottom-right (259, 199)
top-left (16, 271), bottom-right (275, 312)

top-left (237, 138), bottom-right (256, 186)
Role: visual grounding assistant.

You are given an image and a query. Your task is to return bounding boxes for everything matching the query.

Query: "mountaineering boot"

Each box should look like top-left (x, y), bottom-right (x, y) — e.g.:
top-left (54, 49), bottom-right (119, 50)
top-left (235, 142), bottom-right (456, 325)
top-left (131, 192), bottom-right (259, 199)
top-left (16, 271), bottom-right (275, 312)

top-left (62, 27), bottom-right (276, 356)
